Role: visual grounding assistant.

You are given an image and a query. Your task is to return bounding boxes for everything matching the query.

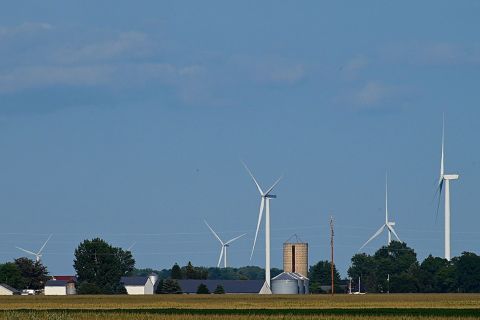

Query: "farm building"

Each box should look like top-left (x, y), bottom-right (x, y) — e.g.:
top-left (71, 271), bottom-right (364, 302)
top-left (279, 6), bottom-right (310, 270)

top-left (120, 276), bottom-right (155, 295)
top-left (177, 280), bottom-right (263, 294)
top-left (0, 283), bottom-right (20, 295)
top-left (44, 279), bottom-right (77, 295)
top-left (271, 272), bottom-right (309, 294)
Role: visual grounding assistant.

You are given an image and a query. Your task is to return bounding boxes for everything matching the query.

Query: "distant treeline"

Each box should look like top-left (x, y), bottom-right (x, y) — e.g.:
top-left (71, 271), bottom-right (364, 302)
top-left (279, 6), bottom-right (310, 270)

top-left (132, 262), bottom-right (283, 281)
top-left (348, 241), bottom-right (480, 293)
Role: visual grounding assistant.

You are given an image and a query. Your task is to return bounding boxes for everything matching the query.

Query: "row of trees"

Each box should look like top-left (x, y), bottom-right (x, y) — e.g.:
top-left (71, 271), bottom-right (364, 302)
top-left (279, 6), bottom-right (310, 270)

top-left (0, 258), bottom-right (49, 290)
top-left (348, 241), bottom-right (480, 293)
top-left (134, 263), bottom-right (282, 281)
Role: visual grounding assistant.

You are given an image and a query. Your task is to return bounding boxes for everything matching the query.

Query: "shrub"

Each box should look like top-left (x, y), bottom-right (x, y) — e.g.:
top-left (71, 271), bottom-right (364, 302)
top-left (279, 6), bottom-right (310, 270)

top-left (196, 283), bottom-right (210, 294)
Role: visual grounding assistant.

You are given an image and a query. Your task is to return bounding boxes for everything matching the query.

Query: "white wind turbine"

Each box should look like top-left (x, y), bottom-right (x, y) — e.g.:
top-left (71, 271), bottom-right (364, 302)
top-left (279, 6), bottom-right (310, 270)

top-left (360, 174), bottom-right (401, 250)
top-left (436, 115), bottom-right (459, 261)
top-left (16, 234), bottom-right (53, 263)
top-left (243, 162), bottom-right (282, 294)
top-left (204, 220), bottom-right (246, 268)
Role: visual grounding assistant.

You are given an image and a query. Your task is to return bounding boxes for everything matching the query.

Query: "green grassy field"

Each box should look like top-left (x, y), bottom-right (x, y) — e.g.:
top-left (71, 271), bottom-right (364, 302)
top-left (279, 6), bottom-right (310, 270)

top-left (1, 294), bottom-right (480, 319)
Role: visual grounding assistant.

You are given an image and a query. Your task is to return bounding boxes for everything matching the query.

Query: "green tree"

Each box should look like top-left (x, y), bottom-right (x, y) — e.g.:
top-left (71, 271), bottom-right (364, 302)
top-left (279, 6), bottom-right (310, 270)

top-left (155, 279), bottom-right (164, 294)
top-left (349, 241), bottom-right (419, 293)
top-left (213, 284), bottom-right (225, 294)
top-left (348, 253), bottom-right (376, 292)
top-left (196, 283), bottom-right (210, 294)
top-left (14, 257), bottom-right (49, 290)
top-left (455, 252), bottom-right (480, 292)
top-left (77, 282), bottom-right (102, 294)
top-left (171, 263), bottom-right (182, 279)
top-left (0, 262), bottom-right (25, 289)
top-left (161, 279), bottom-right (182, 294)
top-left (73, 238), bottom-right (135, 294)
top-left (309, 260), bottom-right (341, 293)
top-left (418, 255), bottom-right (455, 292)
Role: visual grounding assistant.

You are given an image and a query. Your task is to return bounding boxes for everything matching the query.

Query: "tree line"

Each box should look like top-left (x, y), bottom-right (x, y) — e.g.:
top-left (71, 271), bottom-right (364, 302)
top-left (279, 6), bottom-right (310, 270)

top-left (348, 241), bottom-right (480, 293)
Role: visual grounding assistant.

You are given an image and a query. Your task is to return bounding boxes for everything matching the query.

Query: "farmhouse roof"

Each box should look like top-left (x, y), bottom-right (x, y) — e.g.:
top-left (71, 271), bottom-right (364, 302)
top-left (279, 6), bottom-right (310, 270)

top-left (52, 276), bottom-right (77, 282)
top-left (120, 276), bottom-right (150, 286)
top-left (45, 280), bottom-right (68, 287)
top-left (0, 283), bottom-right (20, 294)
top-left (177, 280), bottom-right (263, 294)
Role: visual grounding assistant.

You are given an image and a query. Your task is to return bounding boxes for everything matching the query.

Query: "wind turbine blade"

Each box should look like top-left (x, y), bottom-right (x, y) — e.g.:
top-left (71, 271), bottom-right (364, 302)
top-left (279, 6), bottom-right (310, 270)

top-left (225, 233), bottom-right (247, 245)
top-left (250, 197), bottom-right (265, 260)
top-left (359, 225), bottom-right (385, 251)
top-left (265, 175), bottom-right (283, 196)
top-left (435, 179), bottom-right (444, 223)
top-left (440, 113), bottom-right (445, 177)
top-left (204, 220), bottom-right (224, 245)
top-left (385, 172), bottom-right (388, 224)
top-left (127, 242), bottom-right (136, 251)
top-left (15, 247), bottom-right (36, 256)
top-left (217, 247), bottom-right (224, 268)
top-left (242, 161), bottom-right (264, 195)
top-left (38, 234), bottom-right (52, 255)
top-left (387, 225), bottom-right (401, 242)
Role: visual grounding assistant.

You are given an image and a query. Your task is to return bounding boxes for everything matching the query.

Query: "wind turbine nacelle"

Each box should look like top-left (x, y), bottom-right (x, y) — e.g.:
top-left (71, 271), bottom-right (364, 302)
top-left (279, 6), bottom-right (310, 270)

top-left (265, 194), bottom-right (277, 199)
top-left (444, 174), bottom-right (459, 180)
top-left (388, 222), bottom-right (395, 226)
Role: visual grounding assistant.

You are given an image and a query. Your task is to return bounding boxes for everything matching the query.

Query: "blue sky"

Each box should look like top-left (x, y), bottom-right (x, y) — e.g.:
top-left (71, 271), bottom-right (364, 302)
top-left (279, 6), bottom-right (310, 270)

top-left (1, 1), bottom-right (479, 277)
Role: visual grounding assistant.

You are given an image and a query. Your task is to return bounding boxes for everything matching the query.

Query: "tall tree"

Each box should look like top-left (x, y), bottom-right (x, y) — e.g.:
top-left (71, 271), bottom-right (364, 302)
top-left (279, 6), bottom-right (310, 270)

top-left (171, 263), bottom-right (182, 279)
top-left (73, 238), bottom-right (135, 294)
top-left (0, 262), bottom-right (25, 289)
top-left (455, 252), bottom-right (480, 292)
top-left (14, 257), bottom-right (49, 290)
top-left (309, 260), bottom-right (341, 293)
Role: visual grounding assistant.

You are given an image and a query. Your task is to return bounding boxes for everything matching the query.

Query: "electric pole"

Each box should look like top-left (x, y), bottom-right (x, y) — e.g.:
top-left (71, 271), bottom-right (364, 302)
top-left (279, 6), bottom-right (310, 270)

top-left (330, 216), bottom-right (334, 295)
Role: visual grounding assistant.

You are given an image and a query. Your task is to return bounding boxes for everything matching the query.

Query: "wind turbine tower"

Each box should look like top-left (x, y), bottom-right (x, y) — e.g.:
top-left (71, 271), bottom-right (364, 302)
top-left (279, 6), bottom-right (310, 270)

top-left (360, 174), bottom-right (401, 250)
top-left (15, 234), bottom-right (52, 263)
top-left (204, 220), bottom-right (246, 268)
top-left (437, 116), bottom-right (459, 261)
top-left (243, 162), bottom-right (282, 294)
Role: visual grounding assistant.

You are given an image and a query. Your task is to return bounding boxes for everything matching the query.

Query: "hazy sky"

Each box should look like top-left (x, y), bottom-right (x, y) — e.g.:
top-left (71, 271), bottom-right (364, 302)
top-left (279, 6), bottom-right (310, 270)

top-left (1, 1), bottom-right (479, 277)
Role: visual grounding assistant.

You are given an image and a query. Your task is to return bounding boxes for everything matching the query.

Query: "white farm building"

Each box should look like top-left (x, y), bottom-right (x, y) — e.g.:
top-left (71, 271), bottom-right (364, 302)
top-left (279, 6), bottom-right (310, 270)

top-left (120, 276), bottom-right (155, 295)
top-left (0, 283), bottom-right (20, 295)
top-left (44, 279), bottom-right (77, 296)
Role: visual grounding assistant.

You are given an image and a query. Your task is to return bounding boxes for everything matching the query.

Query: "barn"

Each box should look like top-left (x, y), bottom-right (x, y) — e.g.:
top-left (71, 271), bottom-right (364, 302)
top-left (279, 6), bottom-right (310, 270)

top-left (120, 276), bottom-right (155, 295)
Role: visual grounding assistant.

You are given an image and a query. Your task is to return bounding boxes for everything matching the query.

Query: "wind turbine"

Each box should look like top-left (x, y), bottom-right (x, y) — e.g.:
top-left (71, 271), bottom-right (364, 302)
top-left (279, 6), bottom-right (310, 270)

top-left (243, 162), bottom-right (282, 293)
top-left (204, 220), bottom-right (246, 268)
top-left (360, 174), bottom-right (401, 250)
top-left (15, 234), bottom-right (52, 263)
top-left (436, 115), bottom-right (459, 261)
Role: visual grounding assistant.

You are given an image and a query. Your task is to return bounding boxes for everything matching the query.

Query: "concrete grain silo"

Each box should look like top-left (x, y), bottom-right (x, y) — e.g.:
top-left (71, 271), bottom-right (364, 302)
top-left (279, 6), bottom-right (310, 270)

top-left (283, 235), bottom-right (308, 278)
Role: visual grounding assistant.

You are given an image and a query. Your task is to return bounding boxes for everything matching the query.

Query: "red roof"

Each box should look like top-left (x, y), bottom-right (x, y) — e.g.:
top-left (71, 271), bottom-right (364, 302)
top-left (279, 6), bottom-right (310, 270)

top-left (52, 276), bottom-right (77, 282)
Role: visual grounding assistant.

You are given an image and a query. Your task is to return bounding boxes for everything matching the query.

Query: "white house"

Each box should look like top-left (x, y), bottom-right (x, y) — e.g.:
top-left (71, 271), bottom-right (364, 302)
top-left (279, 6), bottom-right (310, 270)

top-left (44, 279), bottom-right (76, 295)
top-left (120, 276), bottom-right (154, 295)
top-left (0, 283), bottom-right (19, 295)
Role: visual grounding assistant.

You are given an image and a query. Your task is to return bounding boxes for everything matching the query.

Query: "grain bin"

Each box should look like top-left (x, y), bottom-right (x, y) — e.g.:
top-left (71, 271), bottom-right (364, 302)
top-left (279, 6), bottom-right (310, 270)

top-left (271, 272), bottom-right (300, 294)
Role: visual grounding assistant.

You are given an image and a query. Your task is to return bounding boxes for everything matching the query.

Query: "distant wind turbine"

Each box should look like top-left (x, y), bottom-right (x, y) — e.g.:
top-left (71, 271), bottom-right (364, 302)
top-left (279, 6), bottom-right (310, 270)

top-left (360, 174), bottom-right (401, 250)
top-left (243, 162), bottom-right (282, 293)
top-left (436, 115), bottom-right (459, 261)
top-left (204, 220), bottom-right (246, 268)
top-left (16, 234), bottom-right (52, 263)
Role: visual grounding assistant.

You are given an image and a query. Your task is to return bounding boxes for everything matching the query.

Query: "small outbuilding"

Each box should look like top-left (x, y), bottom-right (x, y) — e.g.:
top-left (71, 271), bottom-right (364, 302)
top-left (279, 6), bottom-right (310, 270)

top-left (44, 279), bottom-right (77, 296)
top-left (0, 283), bottom-right (20, 295)
top-left (120, 276), bottom-right (154, 295)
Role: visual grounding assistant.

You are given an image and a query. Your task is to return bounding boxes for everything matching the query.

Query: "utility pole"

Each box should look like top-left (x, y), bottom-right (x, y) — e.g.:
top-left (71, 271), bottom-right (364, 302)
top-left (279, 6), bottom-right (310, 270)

top-left (330, 216), bottom-right (334, 295)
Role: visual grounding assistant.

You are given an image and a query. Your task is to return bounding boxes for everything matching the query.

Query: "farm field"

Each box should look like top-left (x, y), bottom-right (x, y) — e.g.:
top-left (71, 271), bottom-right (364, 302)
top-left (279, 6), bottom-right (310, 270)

top-left (1, 294), bottom-right (480, 319)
